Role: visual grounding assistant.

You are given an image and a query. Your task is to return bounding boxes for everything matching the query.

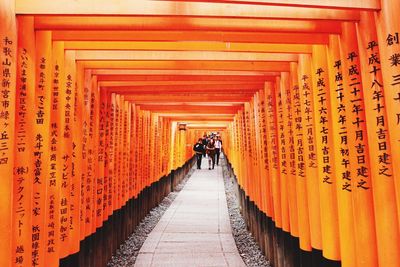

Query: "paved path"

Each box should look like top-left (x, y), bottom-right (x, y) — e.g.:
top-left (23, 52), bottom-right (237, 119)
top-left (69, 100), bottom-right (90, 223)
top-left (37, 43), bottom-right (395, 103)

top-left (135, 157), bottom-right (246, 267)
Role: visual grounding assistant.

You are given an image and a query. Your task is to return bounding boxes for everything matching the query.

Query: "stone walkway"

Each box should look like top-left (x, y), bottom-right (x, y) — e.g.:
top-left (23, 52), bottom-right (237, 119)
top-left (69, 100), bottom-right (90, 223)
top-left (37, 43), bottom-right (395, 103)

top-left (135, 158), bottom-right (246, 267)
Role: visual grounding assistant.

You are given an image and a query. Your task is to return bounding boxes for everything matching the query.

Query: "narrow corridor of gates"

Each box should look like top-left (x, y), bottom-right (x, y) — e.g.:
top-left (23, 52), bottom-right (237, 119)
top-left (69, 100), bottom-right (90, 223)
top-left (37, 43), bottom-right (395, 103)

top-left (1, 0), bottom-right (400, 267)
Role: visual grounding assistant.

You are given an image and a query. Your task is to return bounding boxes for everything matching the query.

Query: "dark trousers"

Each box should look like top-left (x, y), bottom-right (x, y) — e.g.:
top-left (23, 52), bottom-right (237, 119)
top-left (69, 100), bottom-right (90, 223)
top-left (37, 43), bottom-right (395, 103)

top-left (208, 153), bottom-right (215, 169)
top-left (215, 148), bottom-right (221, 165)
top-left (196, 153), bottom-right (202, 169)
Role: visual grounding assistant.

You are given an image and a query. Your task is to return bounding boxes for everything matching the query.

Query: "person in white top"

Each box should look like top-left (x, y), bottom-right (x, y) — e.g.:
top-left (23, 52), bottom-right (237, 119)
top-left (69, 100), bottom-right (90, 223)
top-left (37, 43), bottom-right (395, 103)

top-left (214, 136), bottom-right (222, 166)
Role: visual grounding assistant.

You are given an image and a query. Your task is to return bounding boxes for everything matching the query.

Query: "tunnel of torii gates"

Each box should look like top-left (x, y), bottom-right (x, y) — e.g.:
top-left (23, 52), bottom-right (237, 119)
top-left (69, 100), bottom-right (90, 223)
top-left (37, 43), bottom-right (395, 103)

top-left (1, 0), bottom-right (400, 267)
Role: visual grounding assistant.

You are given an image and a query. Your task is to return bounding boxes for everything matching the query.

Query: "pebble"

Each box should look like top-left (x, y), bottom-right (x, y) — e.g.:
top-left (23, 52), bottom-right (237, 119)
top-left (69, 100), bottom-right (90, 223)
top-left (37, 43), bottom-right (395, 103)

top-left (221, 158), bottom-right (271, 267)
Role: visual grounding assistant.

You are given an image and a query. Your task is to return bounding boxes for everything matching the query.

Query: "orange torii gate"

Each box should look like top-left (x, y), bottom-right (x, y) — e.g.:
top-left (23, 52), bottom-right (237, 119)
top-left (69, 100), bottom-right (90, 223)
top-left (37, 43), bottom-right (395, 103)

top-left (1, 0), bottom-right (400, 267)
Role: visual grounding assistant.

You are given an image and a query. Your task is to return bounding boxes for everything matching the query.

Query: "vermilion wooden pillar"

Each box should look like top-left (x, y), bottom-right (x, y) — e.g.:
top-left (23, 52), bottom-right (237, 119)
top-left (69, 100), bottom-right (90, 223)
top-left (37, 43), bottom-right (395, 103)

top-left (81, 69), bottom-right (92, 238)
top-left (32, 30), bottom-right (52, 267)
top-left (339, 21), bottom-right (381, 267)
top-left (91, 75), bottom-right (101, 229)
top-left (326, 34), bottom-right (357, 267)
top-left (240, 107), bottom-right (249, 195)
top-left (311, 45), bottom-right (340, 261)
top-left (129, 103), bottom-right (136, 199)
top-left (248, 98), bottom-right (260, 207)
top-left (297, 54), bottom-right (322, 251)
top-left (256, 89), bottom-right (274, 218)
top-left (13, 16), bottom-right (35, 267)
top-left (70, 58), bottom-right (82, 255)
top-left (108, 93), bottom-right (116, 212)
top-left (281, 72), bottom-right (299, 238)
top-left (264, 82), bottom-right (282, 229)
top-left (97, 88), bottom-right (107, 227)
top-left (64, 50), bottom-right (77, 257)
top-left (290, 62), bottom-right (311, 252)
top-left (375, 0), bottom-right (400, 241)
top-left (44, 38), bottom-right (62, 267)
top-left (0, 1), bottom-right (16, 266)
top-left (275, 76), bottom-right (290, 233)
top-left (357, 13), bottom-right (396, 267)
top-left (77, 67), bottom-right (88, 242)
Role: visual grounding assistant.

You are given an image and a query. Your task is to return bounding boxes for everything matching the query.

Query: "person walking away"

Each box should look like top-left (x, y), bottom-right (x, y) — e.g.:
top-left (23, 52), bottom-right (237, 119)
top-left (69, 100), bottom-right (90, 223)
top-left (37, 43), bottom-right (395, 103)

top-left (202, 135), bottom-right (208, 157)
top-left (193, 138), bottom-right (205, 169)
top-left (206, 138), bottom-right (216, 170)
top-left (215, 136), bottom-right (222, 165)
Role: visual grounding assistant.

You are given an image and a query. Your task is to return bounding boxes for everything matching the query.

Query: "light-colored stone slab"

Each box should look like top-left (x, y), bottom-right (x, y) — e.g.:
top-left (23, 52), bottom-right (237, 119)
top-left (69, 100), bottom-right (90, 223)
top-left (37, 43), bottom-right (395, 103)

top-left (135, 253), bottom-right (153, 266)
top-left (155, 241), bottom-right (222, 253)
top-left (225, 253), bottom-right (248, 267)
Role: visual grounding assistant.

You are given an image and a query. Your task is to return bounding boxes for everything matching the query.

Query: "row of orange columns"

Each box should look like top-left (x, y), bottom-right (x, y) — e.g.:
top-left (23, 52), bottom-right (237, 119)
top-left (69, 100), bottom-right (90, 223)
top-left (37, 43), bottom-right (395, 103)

top-left (0, 15), bottom-right (196, 267)
top-left (224, 5), bottom-right (400, 266)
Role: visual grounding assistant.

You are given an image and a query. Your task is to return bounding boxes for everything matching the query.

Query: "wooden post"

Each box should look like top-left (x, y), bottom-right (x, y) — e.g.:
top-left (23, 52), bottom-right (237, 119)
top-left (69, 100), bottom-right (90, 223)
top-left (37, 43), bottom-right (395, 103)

top-left (297, 54), bottom-right (322, 250)
top-left (32, 30), bottom-right (52, 267)
top-left (13, 15), bottom-right (34, 267)
top-left (0, 1), bottom-right (16, 266)
top-left (281, 71), bottom-right (299, 238)
top-left (375, 0), bottom-right (400, 234)
top-left (69, 58), bottom-right (82, 255)
top-left (355, 11), bottom-right (398, 266)
top-left (43, 40), bottom-right (63, 266)
top-left (275, 75), bottom-right (290, 233)
top-left (257, 89), bottom-right (274, 218)
top-left (264, 82), bottom-right (282, 229)
top-left (325, 34), bottom-right (358, 267)
top-left (290, 62), bottom-right (311, 252)
top-left (82, 69), bottom-right (92, 238)
top-left (62, 49), bottom-right (76, 259)
top-left (310, 45), bottom-right (340, 261)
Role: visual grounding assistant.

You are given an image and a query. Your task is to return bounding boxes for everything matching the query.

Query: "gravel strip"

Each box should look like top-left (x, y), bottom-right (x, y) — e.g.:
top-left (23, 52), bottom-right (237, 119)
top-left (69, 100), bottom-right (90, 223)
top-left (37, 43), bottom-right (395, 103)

top-left (107, 167), bottom-right (195, 267)
top-left (221, 156), bottom-right (271, 267)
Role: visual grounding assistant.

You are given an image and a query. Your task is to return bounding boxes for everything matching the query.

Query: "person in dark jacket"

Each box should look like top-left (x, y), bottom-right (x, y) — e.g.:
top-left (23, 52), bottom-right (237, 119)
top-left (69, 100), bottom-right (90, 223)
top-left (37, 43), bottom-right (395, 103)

top-left (206, 138), bottom-right (216, 170)
top-left (193, 138), bottom-right (205, 169)
top-left (201, 135), bottom-right (208, 156)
